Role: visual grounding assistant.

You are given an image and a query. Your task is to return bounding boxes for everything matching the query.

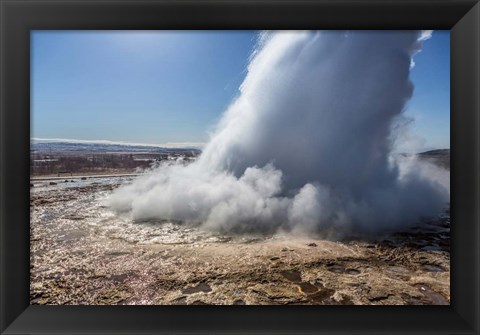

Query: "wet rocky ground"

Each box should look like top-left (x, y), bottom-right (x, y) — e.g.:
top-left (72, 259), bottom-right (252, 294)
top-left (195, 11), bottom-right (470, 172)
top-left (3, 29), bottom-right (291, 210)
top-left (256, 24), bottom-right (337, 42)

top-left (30, 178), bottom-right (450, 305)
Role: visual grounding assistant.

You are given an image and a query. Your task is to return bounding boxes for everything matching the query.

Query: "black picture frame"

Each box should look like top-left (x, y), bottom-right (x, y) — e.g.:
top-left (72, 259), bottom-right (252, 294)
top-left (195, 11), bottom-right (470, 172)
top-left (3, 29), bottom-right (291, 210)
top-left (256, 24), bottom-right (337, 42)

top-left (1, 0), bottom-right (479, 334)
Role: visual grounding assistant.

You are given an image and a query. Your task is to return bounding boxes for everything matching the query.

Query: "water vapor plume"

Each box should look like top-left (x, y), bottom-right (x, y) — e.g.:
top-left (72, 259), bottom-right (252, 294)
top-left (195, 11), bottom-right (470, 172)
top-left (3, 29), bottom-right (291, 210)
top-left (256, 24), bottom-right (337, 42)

top-left (107, 30), bottom-right (449, 237)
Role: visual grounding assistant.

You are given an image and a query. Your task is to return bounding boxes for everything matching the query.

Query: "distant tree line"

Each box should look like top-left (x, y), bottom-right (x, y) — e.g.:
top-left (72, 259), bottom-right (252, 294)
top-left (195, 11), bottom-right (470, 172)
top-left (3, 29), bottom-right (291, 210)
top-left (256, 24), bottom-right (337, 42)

top-left (30, 152), bottom-right (198, 176)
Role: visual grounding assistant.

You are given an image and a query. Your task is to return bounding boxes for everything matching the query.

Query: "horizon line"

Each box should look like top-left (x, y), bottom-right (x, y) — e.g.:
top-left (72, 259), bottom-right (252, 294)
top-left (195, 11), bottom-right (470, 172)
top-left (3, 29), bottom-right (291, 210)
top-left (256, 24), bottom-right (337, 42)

top-left (31, 137), bottom-right (206, 149)
top-left (31, 137), bottom-right (450, 154)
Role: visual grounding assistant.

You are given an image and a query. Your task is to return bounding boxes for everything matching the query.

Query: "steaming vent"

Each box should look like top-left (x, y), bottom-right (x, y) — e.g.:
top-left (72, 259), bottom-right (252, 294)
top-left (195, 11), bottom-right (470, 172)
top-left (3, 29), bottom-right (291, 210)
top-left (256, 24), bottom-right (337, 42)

top-left (107, 30), bottom-right (449, 238)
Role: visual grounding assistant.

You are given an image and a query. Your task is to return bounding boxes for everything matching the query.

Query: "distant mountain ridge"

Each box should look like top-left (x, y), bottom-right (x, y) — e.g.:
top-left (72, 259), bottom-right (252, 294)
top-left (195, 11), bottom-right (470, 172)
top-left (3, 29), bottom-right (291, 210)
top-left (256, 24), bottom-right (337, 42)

top-left (417, 149), bottom-right (450, 170)
top-left (31, 140), bottom-right (202, 154)
top-left (31, 141), bottom-right (450, 170)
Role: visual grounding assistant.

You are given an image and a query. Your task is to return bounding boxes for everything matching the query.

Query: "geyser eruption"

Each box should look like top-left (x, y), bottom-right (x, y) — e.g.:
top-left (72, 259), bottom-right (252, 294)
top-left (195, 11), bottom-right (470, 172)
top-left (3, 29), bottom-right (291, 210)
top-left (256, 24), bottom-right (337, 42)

top-left (108, 30), bottom-right (449, 236)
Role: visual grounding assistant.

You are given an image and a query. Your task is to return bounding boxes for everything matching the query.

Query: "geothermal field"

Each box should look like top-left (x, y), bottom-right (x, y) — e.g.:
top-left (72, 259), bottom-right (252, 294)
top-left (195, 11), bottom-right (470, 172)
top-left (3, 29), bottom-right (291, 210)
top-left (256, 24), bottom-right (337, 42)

top-left (30, 164), bottom-right (450, 305)
top-left (30, 30), bottom-right (450, 305)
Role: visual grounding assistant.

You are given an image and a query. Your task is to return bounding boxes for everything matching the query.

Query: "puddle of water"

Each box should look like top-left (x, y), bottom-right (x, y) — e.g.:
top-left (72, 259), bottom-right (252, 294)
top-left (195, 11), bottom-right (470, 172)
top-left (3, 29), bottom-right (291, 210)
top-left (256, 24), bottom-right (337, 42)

top-left (327, 264), bottom-right (345, 274)
top-left (422, 264), bottom-right (445, 272)
top-left (64, 215), bottom-right (86, 221)
top-left (191, 300), bottom-right (208, 305)
top-left (298, 282), bottom-right (318, 294)
top-left (414, 284), bottom-right (449, 305)
top-left (109, 273), bottom-right (130, 283)
top-left (172, 296), bottom-right (187, 305)
top-left (421, 245), bottom-right (442, 252)
top-left (181, 282), bottom-right (212, 295)
top-left (345, 268), bottom-right (360, 275)
top-left (280, 270), bottom-right (302, 283)
top-left (401, 293), bottom-right (424, 305)
top-left (106, 251), bottom-right (130, 257)
top-left (307, 288), bottom-right (335, 303)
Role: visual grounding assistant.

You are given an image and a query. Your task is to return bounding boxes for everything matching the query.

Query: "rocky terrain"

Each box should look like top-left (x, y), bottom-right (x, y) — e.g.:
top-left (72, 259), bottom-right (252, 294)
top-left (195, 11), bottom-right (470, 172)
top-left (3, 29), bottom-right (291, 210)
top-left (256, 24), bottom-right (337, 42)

top-left (30, 174), bottom-right (450, 305)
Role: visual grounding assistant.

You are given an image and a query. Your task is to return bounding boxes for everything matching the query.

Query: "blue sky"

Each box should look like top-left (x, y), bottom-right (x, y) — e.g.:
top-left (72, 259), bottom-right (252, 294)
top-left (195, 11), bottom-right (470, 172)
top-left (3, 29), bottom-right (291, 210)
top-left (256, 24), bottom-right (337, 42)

top-left (31, 30), bottom-right (450, 150)
top-left (407, 30), bottom-right (450, 150)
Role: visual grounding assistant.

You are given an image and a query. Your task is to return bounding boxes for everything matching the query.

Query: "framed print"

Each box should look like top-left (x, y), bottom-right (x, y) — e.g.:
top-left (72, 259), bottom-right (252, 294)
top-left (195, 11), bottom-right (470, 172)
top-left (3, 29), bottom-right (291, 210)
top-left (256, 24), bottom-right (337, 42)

top-left (1, 0), bottom-right (479, 334)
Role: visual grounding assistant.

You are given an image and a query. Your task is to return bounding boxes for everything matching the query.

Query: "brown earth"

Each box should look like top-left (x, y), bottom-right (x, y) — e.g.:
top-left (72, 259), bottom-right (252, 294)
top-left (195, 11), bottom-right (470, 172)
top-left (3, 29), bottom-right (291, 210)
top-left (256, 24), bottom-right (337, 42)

top-left (30, 178), bottom-right (450, 305)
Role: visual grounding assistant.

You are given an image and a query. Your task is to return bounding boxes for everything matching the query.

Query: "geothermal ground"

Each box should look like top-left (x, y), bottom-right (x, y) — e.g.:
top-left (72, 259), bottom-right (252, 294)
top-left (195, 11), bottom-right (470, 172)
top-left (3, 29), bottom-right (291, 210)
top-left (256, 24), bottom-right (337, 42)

top-left (30, 175), bottom-right (450, 305)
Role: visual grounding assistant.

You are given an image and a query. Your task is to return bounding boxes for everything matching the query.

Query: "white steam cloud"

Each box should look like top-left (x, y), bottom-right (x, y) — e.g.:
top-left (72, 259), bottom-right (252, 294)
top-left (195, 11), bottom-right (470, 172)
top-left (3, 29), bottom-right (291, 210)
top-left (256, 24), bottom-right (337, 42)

top-left (107, 31), bottom-right (449, 237)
